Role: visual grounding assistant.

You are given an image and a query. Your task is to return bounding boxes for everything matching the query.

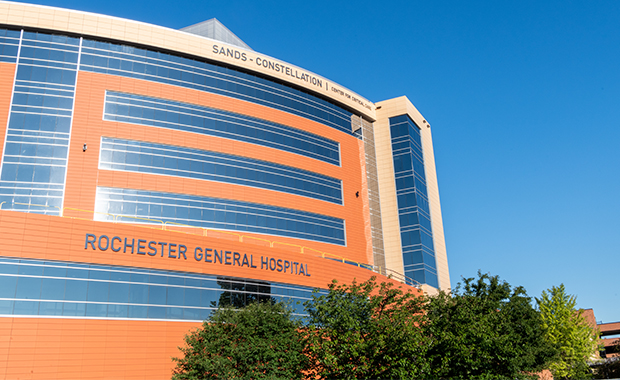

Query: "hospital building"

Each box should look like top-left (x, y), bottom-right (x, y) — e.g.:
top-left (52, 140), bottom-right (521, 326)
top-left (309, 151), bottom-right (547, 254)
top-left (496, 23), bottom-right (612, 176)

top-left (0, 2), bottom-right (449, 378)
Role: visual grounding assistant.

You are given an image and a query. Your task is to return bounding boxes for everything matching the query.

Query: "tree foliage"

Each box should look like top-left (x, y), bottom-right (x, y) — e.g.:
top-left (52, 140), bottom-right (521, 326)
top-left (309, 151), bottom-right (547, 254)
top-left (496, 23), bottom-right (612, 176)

top-left (172, 301), bottom-right (308, 380)
top-left (303, 277), bottom-right (431, 379)
top-left (172, 273), bottom-right (574, 380)
top-left (593, 355), bottom-right (620, 379)
top-left (537, 284), bottom-right (599, 379)
top-left (425, 272), bottom-right (558, 380)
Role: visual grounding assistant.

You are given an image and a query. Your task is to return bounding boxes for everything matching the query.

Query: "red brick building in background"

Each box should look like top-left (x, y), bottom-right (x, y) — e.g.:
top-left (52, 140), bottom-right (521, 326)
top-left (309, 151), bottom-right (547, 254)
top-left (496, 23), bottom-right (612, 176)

top-left (583, 309), bottom-right (620, 358)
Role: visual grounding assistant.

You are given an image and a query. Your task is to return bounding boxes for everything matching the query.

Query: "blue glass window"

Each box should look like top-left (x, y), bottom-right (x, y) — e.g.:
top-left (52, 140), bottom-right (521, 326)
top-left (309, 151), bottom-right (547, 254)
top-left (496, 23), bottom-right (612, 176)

top-left (94, 187), bottom-right (345, 246)
top-left (103, 92), bottom-right (340, 165)
top-left (390, 115), bottom-right (438, 288)
top-left (0, 276), bottom-right (17, 298)
top-left (81, 40), bottom-right (353, 134)
top-left (0, 30), bottom-right (79, 215)
top-left (0, 257), bottom-right (325, 320)
top-left (0, 28), bottom-right (20, 63)
top-left (100, 137), bottom-right (342, 204)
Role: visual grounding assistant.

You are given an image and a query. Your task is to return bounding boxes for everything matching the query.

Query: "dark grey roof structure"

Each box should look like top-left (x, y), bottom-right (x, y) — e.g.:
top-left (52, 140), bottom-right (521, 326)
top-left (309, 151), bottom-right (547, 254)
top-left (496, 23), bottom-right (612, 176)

top-left (181, 18), bottom-right (252, 50)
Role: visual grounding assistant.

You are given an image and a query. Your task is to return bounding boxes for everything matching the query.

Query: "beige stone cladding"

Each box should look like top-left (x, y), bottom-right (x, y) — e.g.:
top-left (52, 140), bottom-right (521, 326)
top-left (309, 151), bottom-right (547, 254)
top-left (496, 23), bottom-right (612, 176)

top-left (373, 102), bottom-right (404, 278)
top-left (352, 115), bottom-right (386, 270)
top-left (374, 96), bottom-right (450, 291)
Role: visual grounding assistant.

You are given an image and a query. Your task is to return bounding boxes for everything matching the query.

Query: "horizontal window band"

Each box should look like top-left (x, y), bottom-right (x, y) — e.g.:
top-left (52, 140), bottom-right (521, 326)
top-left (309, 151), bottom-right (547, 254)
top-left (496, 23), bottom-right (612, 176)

top-left (95, 187), bottom-right (346, 245)
top-left (15, 79), bottom-right (76, 90)
top-left (2, 159), bottom-right (67, 166)
top-left (106, 92), bottom-right (339, 149)
top-left (100, 137), bottom-right (342, 204)
top-left (96, 187), bottom-right (343, 227)
top-left (0, 257), bottom-right (326, 320)
top-left (80, 46), bottom-right (350, 121)
top-left (77, 37), bottom-right (353, 133)
top-left (104, 91), bottom-right (341, 166)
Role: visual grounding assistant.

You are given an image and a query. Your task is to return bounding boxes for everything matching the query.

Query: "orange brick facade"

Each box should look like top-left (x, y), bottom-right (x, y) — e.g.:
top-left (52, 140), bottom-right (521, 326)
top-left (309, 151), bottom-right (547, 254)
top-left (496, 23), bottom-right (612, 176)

top-left (0, 1), bottom-right (450, 379)
top-left (0, 210), bottom-right (410, 379)
top-left (0, 10), bottom-right (436, 378)
top-left (0, 64), bottom-right (402, 378)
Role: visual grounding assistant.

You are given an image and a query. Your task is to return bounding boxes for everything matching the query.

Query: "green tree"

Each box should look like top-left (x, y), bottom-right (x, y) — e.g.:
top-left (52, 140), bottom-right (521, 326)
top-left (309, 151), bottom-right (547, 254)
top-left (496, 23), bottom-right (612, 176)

top-left (425, 272), bottom-right (558, 380)
top-left (593, 338), bottom-right (620, 379)
top-left (303, 277), bottom-right (431, 379)
top-left (537, 284), bottom-right (599, 379)
top-left (172, 301), bottom-right (308, 380)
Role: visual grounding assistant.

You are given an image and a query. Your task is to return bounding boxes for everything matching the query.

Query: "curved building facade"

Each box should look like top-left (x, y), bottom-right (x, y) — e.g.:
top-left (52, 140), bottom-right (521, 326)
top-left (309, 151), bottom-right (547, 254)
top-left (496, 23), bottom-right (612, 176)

top-left (0, 2), bottom-right (449, 378)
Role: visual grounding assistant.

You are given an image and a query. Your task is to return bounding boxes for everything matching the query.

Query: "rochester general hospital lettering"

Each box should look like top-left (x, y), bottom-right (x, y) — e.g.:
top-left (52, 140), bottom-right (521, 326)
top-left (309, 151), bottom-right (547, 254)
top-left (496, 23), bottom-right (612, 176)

top-left (84, 233), bottom-right (311, 276)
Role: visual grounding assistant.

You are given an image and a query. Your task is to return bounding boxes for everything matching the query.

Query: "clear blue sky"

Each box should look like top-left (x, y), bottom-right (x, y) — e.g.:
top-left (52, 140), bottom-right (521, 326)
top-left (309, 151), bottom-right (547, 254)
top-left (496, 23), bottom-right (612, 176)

top-left (13, 0), bottom-right (620, 322)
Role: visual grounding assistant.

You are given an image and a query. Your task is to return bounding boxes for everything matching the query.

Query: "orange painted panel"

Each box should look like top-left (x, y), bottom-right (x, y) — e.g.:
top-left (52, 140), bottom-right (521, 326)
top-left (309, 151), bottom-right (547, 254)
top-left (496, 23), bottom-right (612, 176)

top-left (0, 318), bottom-right (197, 380)
top-left (0, 66), bottom-right (400, 380)
top-left (0, 210), bottom-right (398, 290)
top-left (0, 62), bottom-right (16, 169)
top-left (63, 71), bottom-right (371, 265)
top-left (0, 211), bottom-right (417, 380)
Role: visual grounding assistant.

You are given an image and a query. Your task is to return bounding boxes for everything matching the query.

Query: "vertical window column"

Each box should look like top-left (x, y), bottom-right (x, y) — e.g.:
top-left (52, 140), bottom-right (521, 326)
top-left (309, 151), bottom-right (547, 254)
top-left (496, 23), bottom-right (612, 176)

top-left (390, 115), bottom-right (438, 288)
top-left (0, 31), bottom-right (81, 215)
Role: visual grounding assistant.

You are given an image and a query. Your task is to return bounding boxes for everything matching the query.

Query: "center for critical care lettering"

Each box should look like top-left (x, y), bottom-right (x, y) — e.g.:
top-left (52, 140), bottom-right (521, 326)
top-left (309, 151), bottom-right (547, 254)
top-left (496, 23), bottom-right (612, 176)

top-left (84, 233), bottom-right (310, 276)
